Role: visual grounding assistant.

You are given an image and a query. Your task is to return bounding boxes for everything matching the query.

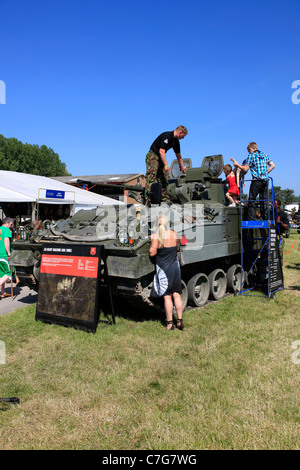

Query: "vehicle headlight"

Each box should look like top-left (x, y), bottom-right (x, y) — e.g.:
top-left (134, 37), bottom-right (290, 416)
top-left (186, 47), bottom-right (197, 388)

top-left (118, 229), bottom-right (128, 245)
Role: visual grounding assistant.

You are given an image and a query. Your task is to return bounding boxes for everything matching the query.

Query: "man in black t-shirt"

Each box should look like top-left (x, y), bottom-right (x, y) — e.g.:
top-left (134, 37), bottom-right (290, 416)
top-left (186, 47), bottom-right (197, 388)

top-left (275, 199), bottom-right (289, 234)
top-left (275, 199), bottom-right (289, 261)
top-left (145, 126), bottom-right (188, 202)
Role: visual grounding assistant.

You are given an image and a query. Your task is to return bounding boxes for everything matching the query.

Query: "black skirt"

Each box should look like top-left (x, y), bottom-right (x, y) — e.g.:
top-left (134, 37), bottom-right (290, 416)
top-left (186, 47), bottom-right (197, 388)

top-left (150, 246), bottom-right (182, 297)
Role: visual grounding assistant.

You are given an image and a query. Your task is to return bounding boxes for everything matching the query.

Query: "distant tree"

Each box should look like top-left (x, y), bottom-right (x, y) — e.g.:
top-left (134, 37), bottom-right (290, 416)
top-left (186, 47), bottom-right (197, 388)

top-left (0, 134), bottom-right (71, 176)
top-left (269, 186), bottom-right (296, 206)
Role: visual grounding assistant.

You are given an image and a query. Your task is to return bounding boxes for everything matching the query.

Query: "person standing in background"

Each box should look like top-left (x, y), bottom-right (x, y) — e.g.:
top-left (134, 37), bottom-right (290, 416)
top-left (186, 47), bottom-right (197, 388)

top-left (0, 218), bottom-right (14, 298)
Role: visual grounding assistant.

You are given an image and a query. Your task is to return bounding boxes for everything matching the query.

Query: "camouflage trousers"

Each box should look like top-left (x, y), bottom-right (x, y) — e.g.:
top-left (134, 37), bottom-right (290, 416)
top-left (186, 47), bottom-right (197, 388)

top-left (145, 151), bottom-right (170, 202)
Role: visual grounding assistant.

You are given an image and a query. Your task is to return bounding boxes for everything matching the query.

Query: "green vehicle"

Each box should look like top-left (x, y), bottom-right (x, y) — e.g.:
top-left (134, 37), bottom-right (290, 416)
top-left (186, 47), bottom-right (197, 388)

top-left (10, 155), bottom-right (242, 312)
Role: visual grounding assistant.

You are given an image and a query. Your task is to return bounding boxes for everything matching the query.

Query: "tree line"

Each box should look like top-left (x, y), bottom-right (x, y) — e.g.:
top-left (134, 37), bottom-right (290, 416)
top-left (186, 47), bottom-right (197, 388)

top-left (0, 134), bottom-right (70, 177)
top-left (270, 186), bottom-right (299, 207)
top-left (0, 134), bottom-right (298, 207)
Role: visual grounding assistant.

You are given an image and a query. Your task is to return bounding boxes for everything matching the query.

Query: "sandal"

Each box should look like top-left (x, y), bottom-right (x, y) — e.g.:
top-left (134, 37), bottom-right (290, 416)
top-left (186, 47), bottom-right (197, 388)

top-left (176, 318), bottom-right (184, 330)
top-left (166, 320), bottom-right (175, 330)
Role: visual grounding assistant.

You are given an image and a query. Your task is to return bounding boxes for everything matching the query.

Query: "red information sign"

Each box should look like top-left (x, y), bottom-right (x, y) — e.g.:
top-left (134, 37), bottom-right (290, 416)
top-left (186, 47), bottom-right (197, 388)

top-left (40, 255), bottom-right (99, 278)
top-left (36, 244), bottom-right (104, 332)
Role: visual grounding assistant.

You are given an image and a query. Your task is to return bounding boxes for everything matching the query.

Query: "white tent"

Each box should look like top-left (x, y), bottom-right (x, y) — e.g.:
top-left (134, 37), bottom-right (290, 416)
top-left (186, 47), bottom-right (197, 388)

top-left (285, 203), bottom-right (299, 213)
top-left (0, 171), bottom-right (123, 216)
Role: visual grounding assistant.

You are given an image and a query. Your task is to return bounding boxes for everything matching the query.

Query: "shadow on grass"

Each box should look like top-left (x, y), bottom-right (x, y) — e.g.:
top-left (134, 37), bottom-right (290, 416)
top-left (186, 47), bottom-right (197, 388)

top-left (285, 285), bottom-right (300, 292)
top-left (285, 263), bottom-right (300, 270)
top-left (98, 292), bottom-right (165, 326)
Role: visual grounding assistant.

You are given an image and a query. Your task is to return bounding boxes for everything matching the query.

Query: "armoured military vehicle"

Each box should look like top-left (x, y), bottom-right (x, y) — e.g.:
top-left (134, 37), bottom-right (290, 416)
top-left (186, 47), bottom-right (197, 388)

top-left (10, 155), bottom-right (242, 312)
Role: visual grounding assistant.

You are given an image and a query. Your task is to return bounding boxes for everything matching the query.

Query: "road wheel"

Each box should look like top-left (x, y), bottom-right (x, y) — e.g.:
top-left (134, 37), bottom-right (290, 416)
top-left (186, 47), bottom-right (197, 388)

top-left (208, 269), bottom-right (227, 300)
top-left (187, 273), bottom-right (210, 307)
top-left (227, 264), bottom-right (242, 293)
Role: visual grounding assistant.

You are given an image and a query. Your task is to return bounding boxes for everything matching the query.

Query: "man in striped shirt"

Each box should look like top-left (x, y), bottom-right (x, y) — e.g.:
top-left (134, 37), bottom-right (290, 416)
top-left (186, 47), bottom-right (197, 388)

top-left (231, 142), bottom-right (275, 220)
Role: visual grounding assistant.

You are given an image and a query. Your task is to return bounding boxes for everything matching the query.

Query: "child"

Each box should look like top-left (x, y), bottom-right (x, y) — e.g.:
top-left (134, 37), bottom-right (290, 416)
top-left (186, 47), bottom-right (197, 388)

top-left (223, 164), bottom-right (240, 206)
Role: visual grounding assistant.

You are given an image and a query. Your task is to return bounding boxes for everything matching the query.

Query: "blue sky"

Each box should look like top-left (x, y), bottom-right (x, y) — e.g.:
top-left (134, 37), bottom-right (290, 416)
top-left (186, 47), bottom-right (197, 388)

top-left (1, 0), bottom-right (299, 195)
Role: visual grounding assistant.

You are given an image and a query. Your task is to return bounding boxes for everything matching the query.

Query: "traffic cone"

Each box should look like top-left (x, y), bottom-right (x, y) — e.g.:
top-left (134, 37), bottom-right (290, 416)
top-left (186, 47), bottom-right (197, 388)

top-left (286, 249), bottom-right (289, 255)
top-left (291, 244), bottom-right (294, 249)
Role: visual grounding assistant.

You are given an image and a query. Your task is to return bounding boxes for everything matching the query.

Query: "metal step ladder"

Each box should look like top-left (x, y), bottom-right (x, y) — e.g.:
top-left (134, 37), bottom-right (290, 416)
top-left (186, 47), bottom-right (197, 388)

top-left (239, 177), bottom-right (284, 298)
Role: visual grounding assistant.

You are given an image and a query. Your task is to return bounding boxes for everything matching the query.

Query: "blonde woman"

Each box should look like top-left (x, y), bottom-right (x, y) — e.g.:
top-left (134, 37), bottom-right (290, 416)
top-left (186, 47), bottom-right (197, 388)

top-left (149, 214), bottom-right (183, 330)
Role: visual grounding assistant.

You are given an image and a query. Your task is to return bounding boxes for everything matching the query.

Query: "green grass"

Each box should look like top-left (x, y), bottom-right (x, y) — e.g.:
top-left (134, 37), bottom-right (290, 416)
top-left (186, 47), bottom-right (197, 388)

top-left (0, 233), bottom-right (299, 450)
